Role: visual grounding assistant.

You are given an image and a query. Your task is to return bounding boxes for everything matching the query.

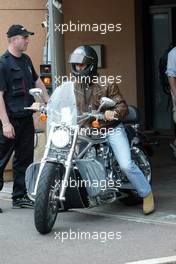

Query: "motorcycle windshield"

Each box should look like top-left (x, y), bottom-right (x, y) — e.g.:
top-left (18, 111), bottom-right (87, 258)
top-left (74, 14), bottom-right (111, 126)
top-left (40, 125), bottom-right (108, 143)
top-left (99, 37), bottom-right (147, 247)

top-left (47, 81), bottom-right (77, 132)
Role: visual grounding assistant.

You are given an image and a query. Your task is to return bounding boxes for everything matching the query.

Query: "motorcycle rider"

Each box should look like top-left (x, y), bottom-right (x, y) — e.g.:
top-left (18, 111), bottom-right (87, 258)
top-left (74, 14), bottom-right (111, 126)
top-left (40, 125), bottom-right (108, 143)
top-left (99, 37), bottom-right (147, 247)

top-left (69, 45), bottom-right (154, 215)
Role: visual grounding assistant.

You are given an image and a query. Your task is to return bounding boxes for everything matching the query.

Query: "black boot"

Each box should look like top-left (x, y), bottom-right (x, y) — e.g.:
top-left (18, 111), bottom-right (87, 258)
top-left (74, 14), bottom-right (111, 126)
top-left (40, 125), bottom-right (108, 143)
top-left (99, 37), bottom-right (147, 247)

top-left (0, 208), bottom-right (2, 213)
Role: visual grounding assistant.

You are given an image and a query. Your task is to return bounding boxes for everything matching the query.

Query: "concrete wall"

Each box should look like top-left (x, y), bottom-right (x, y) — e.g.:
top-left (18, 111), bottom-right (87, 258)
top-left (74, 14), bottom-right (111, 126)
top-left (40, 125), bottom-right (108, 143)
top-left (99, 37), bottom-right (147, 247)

top-left (63, 0), bottom-right (137, 105)
top-left (0, 0), bottom-right (140, 106)
top-left (0, 0), bottom-right (142, 180)
top-left (0, 0), bottom-right (47, 73)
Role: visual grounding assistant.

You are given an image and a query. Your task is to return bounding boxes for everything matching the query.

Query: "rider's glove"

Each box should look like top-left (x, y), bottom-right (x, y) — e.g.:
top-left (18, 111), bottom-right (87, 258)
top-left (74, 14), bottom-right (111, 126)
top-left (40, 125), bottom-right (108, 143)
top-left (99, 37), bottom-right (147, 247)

top-left (104, 110), bottom-right (117, 121)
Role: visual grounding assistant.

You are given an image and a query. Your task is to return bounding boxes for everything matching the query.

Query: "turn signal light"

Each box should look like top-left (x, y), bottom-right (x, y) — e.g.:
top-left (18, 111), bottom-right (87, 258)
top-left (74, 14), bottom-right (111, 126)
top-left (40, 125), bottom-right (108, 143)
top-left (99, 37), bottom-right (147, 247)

top-left (92, 120), bottom-right (100, 129)
top-left (40, 113), bottom-right (47, 122)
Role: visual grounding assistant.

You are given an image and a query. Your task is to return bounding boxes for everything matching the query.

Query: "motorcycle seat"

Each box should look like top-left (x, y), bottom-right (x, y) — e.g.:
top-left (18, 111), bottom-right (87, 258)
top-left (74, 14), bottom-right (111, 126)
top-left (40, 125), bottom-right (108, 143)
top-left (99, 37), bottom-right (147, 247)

top-left (123, 105), bottom-right (140, 124)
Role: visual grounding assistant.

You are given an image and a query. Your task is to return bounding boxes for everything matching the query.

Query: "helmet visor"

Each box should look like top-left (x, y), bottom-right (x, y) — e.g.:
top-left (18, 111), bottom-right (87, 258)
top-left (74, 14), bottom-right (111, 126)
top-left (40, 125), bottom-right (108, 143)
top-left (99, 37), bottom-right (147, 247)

top-left (69, 53), bottom-right (92, 64)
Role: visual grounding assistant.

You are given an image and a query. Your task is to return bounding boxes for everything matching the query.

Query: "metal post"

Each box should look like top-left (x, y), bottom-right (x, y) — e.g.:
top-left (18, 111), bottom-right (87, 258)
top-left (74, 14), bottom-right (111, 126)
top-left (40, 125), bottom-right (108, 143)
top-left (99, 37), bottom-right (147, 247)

top-left (48, 0), bottom-right (66, 91)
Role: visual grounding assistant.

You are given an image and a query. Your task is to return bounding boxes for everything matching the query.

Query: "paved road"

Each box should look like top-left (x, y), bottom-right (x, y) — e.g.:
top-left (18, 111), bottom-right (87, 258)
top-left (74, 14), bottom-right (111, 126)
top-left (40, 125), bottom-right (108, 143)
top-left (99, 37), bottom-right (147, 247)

top-left (0, 136), bottom-right (176, 264)
top-left (0, 191), bottom-right (176, 264)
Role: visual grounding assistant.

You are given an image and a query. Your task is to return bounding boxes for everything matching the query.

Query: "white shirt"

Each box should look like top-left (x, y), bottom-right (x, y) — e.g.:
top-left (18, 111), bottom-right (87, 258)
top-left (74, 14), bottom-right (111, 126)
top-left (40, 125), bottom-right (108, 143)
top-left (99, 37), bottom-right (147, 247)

top-left (166, 47), bottom-right (176, 77)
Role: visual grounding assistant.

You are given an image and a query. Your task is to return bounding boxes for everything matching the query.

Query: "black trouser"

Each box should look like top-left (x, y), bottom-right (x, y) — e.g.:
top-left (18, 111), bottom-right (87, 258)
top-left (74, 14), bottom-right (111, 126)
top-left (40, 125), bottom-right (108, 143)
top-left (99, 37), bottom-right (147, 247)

top-left (0, 116), bottom-right (34, 199)
top-left (174, 123), bottom-right (176, 137)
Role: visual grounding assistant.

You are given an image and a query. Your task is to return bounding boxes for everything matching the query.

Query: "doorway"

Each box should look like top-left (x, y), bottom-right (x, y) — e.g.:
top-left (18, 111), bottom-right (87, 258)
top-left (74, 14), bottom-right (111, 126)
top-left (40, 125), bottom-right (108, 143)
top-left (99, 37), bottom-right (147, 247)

top-left (149, 6), bottom-right (175, 133)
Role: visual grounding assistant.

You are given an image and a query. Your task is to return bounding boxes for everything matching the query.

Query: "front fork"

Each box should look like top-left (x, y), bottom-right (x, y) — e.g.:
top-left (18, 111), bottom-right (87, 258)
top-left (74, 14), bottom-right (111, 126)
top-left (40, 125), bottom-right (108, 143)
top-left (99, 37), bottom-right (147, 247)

top-left (31, 123), bottom-right (56, 197)
top-left (58, 126), bottom-right (79, 201)
top-left (32, 123), bottom-right (79, 202)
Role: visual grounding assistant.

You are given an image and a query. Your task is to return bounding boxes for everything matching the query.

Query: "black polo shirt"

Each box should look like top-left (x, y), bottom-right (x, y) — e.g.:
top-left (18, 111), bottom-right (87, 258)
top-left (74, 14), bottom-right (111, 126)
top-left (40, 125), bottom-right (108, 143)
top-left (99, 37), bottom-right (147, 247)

top-left (0, 50), bottom-right (39, 117)
top-left (0, 50), bottom-right (38, 92)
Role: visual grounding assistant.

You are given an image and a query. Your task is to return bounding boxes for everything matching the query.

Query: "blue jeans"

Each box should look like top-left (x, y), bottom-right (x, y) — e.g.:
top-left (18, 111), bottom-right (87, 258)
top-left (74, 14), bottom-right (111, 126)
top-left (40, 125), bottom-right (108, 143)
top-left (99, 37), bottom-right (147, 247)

top-left (107, 123), bottom-right (151, 198)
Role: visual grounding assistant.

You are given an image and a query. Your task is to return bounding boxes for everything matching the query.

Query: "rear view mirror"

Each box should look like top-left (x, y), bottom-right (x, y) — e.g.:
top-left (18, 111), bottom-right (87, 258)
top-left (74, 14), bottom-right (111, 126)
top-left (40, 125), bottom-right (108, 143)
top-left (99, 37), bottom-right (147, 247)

top-left (99, 97), bottom-right (116, 111)
top-left (29, 88), bottom-right (44, 102)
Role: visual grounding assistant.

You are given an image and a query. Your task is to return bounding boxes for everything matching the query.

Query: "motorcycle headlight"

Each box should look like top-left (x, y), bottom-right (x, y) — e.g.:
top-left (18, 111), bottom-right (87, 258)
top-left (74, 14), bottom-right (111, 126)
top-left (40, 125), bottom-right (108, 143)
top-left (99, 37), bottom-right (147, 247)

top-left (51, 129), bottom-right (70, 148)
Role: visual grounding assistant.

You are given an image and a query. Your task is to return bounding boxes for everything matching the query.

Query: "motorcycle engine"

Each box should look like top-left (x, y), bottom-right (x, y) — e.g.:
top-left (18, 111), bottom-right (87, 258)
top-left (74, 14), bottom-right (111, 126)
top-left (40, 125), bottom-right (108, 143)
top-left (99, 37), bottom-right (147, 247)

top-left (83, 144), bottom-right (109, 167)
top-left (83, 146), bottom-right (96, 159)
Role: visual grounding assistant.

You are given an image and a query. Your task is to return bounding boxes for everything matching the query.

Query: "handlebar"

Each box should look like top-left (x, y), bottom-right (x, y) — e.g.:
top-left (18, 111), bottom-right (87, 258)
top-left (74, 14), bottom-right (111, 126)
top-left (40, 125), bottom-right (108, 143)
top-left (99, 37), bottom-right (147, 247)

top-left (78, 112), bottom-right (118, 123)
top-left (24, 105), bottom-right (47, 113)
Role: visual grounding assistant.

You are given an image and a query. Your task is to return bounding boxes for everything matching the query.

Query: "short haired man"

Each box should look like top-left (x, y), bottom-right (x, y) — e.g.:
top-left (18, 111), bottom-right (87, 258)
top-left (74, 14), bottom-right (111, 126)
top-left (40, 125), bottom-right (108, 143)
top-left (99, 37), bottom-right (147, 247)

top-left (0, 24), bottom-right (49, 208)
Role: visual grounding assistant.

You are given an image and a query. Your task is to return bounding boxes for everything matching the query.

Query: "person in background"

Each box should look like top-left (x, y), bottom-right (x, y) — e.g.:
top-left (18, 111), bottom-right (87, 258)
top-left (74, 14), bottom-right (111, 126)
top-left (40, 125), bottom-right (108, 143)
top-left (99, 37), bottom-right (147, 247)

top-left (166, 47), bottom-right (176, 157)
top-left (0, 24), bottom-right (49, 208)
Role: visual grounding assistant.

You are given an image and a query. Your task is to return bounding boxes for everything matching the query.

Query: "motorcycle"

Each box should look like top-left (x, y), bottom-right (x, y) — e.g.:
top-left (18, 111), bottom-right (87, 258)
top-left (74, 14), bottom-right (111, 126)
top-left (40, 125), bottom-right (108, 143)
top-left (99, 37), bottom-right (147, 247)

top-left (25, 81), bottom-right (152, 234)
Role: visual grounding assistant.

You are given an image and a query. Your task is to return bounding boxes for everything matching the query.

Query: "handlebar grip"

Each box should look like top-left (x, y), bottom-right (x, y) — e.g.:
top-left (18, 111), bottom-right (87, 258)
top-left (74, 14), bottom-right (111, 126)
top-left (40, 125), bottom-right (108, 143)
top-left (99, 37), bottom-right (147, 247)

top-left (24, 107), bottom-right (33, 110)
top-left (24, 107), bottom-right (39, 111)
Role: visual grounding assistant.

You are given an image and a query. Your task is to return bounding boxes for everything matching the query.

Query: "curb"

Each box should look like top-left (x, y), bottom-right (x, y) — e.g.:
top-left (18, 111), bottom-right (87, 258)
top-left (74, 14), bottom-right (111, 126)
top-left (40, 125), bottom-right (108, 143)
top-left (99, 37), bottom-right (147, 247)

top-left (126, 256), bottom-right (176, 264)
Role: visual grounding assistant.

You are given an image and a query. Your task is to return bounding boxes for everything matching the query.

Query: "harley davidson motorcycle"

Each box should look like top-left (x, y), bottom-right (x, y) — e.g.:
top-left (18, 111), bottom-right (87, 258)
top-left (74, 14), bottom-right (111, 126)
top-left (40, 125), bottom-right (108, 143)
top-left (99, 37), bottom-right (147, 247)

top-left (25, 81), bottom-right (152, 234)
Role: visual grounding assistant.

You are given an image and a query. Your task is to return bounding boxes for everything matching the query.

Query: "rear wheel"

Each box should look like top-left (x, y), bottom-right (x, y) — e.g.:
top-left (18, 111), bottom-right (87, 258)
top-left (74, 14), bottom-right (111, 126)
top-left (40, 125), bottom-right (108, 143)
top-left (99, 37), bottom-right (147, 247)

top-left (131, 146), bottom-right (152, 183)
top-left (34, 163), bottom-right (61, 234)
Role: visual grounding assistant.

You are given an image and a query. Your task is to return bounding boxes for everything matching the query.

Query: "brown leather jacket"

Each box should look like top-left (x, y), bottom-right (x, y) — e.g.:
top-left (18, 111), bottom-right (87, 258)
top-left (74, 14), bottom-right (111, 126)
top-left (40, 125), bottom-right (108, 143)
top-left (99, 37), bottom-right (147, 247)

top-left (74, 81), bottom-right (128, 128)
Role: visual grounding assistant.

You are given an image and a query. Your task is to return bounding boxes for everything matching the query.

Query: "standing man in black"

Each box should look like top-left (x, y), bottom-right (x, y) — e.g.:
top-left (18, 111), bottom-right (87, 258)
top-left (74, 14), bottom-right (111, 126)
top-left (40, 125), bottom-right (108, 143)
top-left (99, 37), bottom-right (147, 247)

top-left (0, 24), bottom-right (49, 208)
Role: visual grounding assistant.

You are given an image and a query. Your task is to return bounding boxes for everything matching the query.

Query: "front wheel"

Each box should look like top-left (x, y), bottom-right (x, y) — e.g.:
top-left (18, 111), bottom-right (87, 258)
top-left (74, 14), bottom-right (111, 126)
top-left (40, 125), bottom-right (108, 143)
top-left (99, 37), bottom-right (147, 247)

top-left (34, 162), bottom-right (61, 234)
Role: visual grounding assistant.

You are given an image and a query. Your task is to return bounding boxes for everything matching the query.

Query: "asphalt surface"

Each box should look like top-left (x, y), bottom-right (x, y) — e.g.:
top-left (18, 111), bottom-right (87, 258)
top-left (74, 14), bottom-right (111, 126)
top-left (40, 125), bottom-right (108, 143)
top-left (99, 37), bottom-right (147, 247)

top-left (0, 136), bottom-right (176, 264)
